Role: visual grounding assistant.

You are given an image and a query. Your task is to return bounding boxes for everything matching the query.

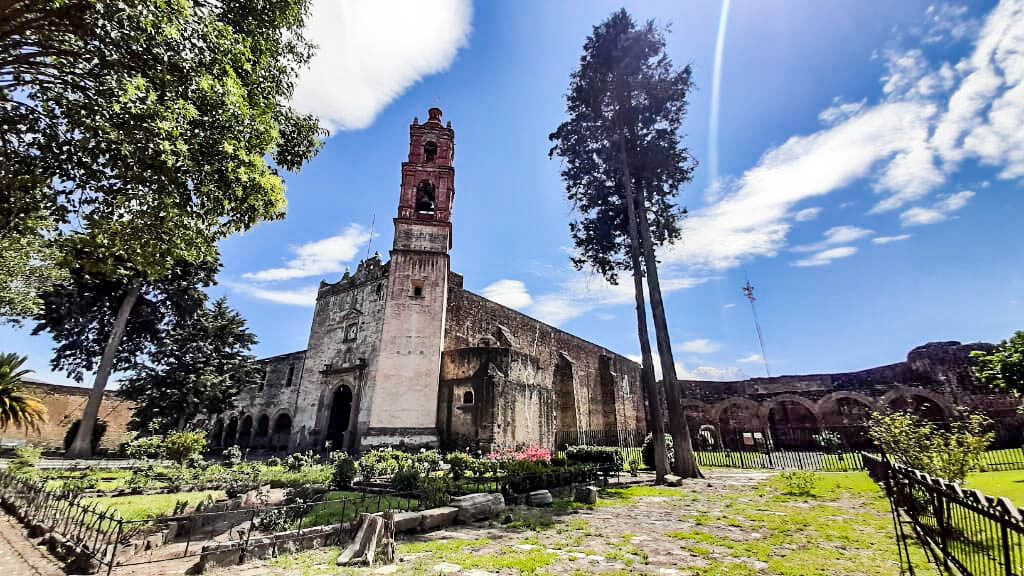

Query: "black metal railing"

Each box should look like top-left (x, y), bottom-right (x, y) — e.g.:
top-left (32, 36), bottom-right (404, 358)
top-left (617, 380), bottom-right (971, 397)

top-left (0, 470), bottom-right (425, 574)
top-left (865, 453), bottom-right (1024, 575)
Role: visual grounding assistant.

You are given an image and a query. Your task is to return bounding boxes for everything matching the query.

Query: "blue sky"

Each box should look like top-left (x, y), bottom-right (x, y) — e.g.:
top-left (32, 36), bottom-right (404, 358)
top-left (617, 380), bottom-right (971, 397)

top-left (4, 0), bottom-right (1023, 386)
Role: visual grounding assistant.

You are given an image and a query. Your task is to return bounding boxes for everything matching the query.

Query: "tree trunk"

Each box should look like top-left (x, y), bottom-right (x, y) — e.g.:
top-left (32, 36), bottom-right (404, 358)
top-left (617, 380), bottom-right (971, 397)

top-left (619, 137), bottom-right (669, 482)
top-left (633, 186), bottom-right (703, 479)
top-left (66, 281), bottom-right (141, 458)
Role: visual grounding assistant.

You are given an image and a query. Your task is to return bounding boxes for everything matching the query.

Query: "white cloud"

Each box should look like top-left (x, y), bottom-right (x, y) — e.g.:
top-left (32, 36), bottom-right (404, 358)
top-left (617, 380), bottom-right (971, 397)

top-left (794, 207), bottom-right (823, 222)
top-left (229, 283), bottom-right (319, 307)
top-left (792, 225), bottom-right (874, 252)
top-left (292, 1), bottom-right (472, 131)
top-left (900, 191), bottom-right (975, 226)
top-left (737, 353), bottom-right (763, 363)
top-left (243, 225), bottom-right (371, 282)
top-left (792, 246), bottom-right (858, 267)
top-left (723, 303), bottom-right (736, 309)
top-left (872, 234), bottom-right (912, 244)
top-left (678, 338), bottom-right (721, 355)
top-left (481, 279), bottom-right (533, 310)
top-left (625, 355), bottom-right (746, 382)
top-left (665, 1), bottom-right (1024, 273)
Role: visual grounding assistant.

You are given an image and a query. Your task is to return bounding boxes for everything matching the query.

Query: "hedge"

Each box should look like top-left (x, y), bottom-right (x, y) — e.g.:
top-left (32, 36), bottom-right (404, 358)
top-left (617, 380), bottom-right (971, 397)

top-left (564, 445), bottom-right (624, 471)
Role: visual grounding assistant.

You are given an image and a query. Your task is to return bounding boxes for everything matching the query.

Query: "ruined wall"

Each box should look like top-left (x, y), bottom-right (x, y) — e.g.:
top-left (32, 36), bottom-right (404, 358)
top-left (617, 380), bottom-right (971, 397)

top-left (220, 350), bottom-right (305, 451)
top-left (444, 284), bottom-right (645, 435)
top-left (0, 380), bottom-right (134, 452)
top-left (669, 341), bottom-right (1021, 445)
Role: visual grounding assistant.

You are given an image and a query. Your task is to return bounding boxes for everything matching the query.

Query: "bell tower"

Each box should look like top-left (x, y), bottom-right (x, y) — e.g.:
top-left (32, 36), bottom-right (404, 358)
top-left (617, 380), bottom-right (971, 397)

top-left (363, 108), bottom-right (455, 448)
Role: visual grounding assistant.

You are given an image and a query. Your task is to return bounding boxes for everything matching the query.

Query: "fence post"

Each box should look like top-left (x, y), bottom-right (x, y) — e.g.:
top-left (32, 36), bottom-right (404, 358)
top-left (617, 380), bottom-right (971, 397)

top-left (1000, 513), bottom-right (1014, 576)
top-left (239, 508), bottom-right (257, 565)
top-left (106, 518), bottom-right (122, 576)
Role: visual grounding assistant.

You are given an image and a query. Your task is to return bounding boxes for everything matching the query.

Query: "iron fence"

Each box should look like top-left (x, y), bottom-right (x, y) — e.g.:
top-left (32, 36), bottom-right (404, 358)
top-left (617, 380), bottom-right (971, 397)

top-left (0, 470), bottom-right (424, 574)
top-left (865, 452), bottom-right (1024, 575)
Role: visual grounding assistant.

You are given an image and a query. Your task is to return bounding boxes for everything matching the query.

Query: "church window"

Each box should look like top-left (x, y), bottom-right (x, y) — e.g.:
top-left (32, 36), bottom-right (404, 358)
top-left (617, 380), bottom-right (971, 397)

top-left (344, 322), bottom-right (358, 341)
top-left (462, 390), bottom-right (474, 405)
top-left (415, 180), bottom-right (436, 215)
top-left (411, 280), bottom-right (424, 298)
top-left (423, 140), bottom-right (438, 163)
top-left (285, 364), bottom-right (294, 387)
top-left (375, 282), bottom-right (385, 302)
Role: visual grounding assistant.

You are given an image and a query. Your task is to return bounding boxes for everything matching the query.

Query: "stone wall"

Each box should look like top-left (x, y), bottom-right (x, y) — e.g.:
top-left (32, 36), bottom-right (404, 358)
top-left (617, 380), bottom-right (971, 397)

top-left (217, 350), bottom-right (306, 451)
top-left (444, 284), bottom-right (646, 437)
top-left (0, 380), bottom-right (134, 452)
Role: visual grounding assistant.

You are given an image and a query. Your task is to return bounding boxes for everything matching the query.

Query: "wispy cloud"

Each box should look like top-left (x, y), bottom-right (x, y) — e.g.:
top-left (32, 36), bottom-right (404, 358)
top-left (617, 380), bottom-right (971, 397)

top-left (794, 207), bottom-right (823, 222)
top-left (901, 191), bottom-right (975, 226)
top-left (872, 234), bottom-right (912, 244)
top-left (792, 246), bottom-right (858, 268)
top-left (228, 282), bottom-right (319, 307)
top-left (292, 1), bottom-right (472, 131)
top-left (737, 353), bottom-right (763, 363)
top-left (792, 225), bottom-right (874, 252)
top-left (661, 0), bottom-right (1023, 273)
top-left (723, 303), bottom-right (736, 309)
top-left (678, 338), bottom-right (721, 355)
top-left (626, 355), bottom-right (746, 382)
top-left (243, 225), bottom-right (371, 282)
top-left (481, 279), bottom-right (533, 310)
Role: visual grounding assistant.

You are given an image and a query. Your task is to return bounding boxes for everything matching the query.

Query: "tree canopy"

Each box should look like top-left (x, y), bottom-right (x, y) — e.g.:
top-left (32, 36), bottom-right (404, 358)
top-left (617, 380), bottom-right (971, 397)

top-left (119, 297), bottom-right (260, 434)
top-left (0, 352), bottom-right (47, 431)
top-left (971, 331), bottom-right (1024, 394)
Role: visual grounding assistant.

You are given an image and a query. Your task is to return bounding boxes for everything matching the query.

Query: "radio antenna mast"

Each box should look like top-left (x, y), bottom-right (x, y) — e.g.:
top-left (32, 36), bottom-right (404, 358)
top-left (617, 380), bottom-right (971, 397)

top-left (365, 212), bottom-right (376, 259)
top-left (742, 276), bottom-right (771, 377)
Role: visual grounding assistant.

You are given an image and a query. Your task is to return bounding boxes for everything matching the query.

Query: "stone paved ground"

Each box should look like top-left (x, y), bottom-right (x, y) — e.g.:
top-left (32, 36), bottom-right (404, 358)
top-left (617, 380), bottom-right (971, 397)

top-left (197, 468), bottom-right (922, 576)
top-left (0, 510), bottom-right (64, 576)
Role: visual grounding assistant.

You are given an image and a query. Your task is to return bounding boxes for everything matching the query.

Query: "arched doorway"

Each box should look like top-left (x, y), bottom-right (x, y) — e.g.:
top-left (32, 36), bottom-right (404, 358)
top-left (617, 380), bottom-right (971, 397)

top-left (714, 399), bottom-right (761, 450)
top-left (209, 418), bottom-right (224, 447)
top-left (238, 415), bottom-right (253, 448)
top-left (887, 393), bottom-right (948, 422)
top-left (254, 414), bottom-right (270, 447)
top-left (553, 354), bottom-right (579, 434)
top-left (766, 399), bottom-right (819, 449)
top-left (224, 416), bottom-right (239, 447)
top-left (326, 385), bottom-right (353, 451)
top-left (272, 413), bottom-right (293, 452)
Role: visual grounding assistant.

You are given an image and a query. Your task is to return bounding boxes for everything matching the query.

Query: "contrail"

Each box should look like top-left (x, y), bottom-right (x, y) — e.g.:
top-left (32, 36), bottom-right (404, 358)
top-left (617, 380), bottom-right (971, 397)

top-left (708, 0), bottom-right (731, 197)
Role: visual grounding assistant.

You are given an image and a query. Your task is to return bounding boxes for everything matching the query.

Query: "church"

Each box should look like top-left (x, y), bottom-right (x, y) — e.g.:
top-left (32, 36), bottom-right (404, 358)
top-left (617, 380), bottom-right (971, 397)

top-left (208, 108), bottom-right (646, 454)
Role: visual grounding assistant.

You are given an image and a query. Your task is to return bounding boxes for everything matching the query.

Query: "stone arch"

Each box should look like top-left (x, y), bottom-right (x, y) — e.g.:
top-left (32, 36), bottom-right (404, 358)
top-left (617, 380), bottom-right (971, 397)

top-left (272, 412), bottom-right (293, 452)
top-left (254, 413), bottom-right (270, 446)
top-left (415, 180), bottom-right (436, 214)
top-left (209, 418), bottom-right (224, 447)
top-left (462, 389), bottom-right (475, 405)
top-left (816, 392), bottom-right (878, 427)
top-left (223, 415), bottom-right (239, 447)
top-left (553, 353), bottom-right (579, 434)
top-left (759, 394), bottom-right (820, 449)
top-left (881, 386), bottom-right (952, 421)
top-left (238, 414), bottom-right (254, 448)
top-left (711, 397), bottom-right (762, 448)
top-left (423, 140), bottom-right (438, 163)
top-left (326, 385), bottom-right (354, 451)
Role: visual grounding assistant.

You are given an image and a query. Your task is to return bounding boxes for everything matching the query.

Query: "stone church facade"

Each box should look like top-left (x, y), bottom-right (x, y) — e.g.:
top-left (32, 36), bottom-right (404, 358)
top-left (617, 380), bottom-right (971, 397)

top-left (209, 109), bottom-right (646, 454)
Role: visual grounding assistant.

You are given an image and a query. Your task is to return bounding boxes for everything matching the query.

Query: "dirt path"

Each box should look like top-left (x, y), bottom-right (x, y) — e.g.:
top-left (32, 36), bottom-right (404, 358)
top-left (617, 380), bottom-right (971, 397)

top-left (0, 510), bottom-right (64, 576)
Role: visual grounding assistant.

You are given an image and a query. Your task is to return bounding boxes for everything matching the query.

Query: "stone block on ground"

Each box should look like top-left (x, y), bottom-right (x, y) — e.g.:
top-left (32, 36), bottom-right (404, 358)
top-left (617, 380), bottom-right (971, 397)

top-left (527, 490), bottom-right (552, 507)
top-left (575, 485), bottom-right (599, 505)
top-left (663, 474), bottom-right (683, 487)
top-left (419, 507), bottom-right (459, 530)
top-left (449, 493), bottom-right (505, 523)
top-left (391, 511), bottom-right (423, 533)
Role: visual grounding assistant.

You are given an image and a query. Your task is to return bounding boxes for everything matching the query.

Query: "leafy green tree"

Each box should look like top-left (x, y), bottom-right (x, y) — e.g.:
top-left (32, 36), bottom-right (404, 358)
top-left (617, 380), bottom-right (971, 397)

top-left (7, 0), bottom-right (324, 456)
top-left (971, 331), bottom-right (1024, 394)
top-left (0, 217), bottom-right (67, 323)
top-left (549, 9), bottom-right (700, 478)
top-left (868, 409), bottom-right (994, 483)
top-left (0, 353), bottom-right (47, 431)
top-left (119, 297), bottom-right (260, 434)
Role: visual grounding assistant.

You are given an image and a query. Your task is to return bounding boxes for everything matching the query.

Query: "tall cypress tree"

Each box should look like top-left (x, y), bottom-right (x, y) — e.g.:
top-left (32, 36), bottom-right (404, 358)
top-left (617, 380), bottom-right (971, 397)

top-left (550, 9), bottom-right (701, 478)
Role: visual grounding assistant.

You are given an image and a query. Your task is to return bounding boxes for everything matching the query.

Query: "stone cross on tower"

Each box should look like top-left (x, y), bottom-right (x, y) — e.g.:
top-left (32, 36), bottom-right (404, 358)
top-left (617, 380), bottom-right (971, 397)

top-left (363, 108), bottom-right (455, 448)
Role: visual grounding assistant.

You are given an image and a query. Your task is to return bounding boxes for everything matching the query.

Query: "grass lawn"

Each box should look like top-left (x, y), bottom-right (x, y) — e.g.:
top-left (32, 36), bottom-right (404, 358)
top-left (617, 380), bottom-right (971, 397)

top-left (84, 490), bottom-right (225, 520)
top-left (966, 469), bottom-right (1024, 504)
top-left (293, 491), bottom-right (421, 528)
top-left (251, 470), bottom-right (926, 576)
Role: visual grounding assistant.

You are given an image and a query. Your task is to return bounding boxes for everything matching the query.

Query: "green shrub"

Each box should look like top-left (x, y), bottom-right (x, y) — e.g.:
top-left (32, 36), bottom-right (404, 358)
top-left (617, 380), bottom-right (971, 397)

top-left (445, 452), bottom-right (473, 481)
top-left (223, 445), bottom-right (243, 467)
top-left (125, 436), bottom-right (166, 461)
top-left (564, 445), bottom-right (624, 471)
top-left (550, 456), bottom-right (568, 467)
top-left (166, 430), bottom-right (207, 465)
top-left (124, 466), bottom-right (157, 494)
top-left (285, 450), bottom-right (317, 471)
top-left (778, 470), bottom-right (817, 496)
top-left (64, 419), bottom-right (107, 452)
top-left (62, 470), bottom-right (101, 494)
top-left (413, 449), bottom-right (443, 473)
top-left (391, 466), bottom-right (421, 492)
top-left (641, 433), bottom-right (674, 470)
top-left (266, 456), bottom-right (282, 467)
top-left (868, 408), bottom-right (994, 483)
top-left (9, 445), bottom-right (42, 474)
top-left (627, 456), bottom-right (641, 475)
top-left (223, 464), bottom-right (260, 498)
top-left (359, 448), bottom-right (412, 479)
top-left (417, 474), bottom-right (451, 508)
top-left (330, 452), bottom-right (356, 489)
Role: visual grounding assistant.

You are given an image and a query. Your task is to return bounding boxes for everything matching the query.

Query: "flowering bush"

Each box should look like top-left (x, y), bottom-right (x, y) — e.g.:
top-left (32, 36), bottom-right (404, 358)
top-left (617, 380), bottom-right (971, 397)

top-left (486, 445), bottom-right (551, 462)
